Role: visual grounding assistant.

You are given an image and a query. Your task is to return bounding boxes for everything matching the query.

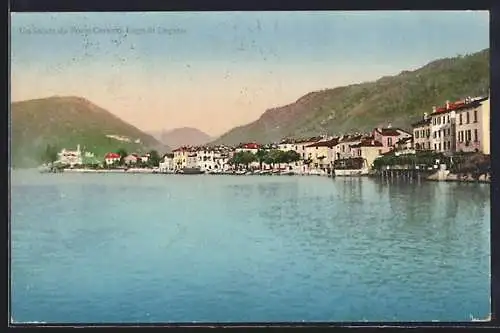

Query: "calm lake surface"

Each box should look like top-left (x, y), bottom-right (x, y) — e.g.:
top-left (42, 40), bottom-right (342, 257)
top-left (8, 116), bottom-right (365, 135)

top-left (10, 170), bottom-right (490, 323)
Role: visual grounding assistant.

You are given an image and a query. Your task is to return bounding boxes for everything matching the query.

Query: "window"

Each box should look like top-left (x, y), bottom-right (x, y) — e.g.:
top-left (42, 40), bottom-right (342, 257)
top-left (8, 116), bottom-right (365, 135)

top-left (428, 142), bottom-right (431, 149)
top-left (316, 147), bottom-right (318, 150)
top-left (438, 143), bottom-right (441, 151)
top-left (427, 129), bottom-right (430, 137)
top-left (442, 116), bottom-right (445, 124)
top-left (433, 118), bottom-right (436, 125)
top-left (466, 112), bottom-right (470, 124)
top-left (467, 130), bottom-right (472, 142)
top-left (433, 132), bottom-right (437, 139)
top-left (358, 150), bottom-right (362, 157)
top-left (388, 138), bottom-right (392, 146)
top-left (342, 145), bottom-right (345, 152)
top-left (415, 143), bottom-right (420, 150)
top-left (459, 114), bottom-right (462, 125)
top-left (448, 128), bottom-right (451, 136)
top-left (474, 129), bottom-right (478, 142)
top-left (421, 130), bottom-right (424, 137)
top-left (415, 131), bottom-right (419, 139)
top-left (448, 141), bottom-right (451, 150)
top-left (447, 115), bottom-right (450, 123)
top-left (434, 143), bottom-right (437, 150)
top-left (474, 110), bottom-right (478, 123)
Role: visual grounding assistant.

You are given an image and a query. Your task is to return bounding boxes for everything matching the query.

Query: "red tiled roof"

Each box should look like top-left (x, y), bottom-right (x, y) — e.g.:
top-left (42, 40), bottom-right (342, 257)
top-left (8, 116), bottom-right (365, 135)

top-left (105, 152), bottom-right (120, 159)
top-left (239, 143), bottom-right (261, 149)
top-left (431, 97), bottom-right (488, 115)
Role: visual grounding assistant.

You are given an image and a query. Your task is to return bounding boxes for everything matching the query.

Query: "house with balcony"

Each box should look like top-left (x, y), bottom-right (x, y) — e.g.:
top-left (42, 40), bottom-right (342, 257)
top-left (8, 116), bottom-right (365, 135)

top-left (411, 114), bottom-right (432, 151)
top-left (304, 137), bottom-right (339, 170)
top-left (429, 100), bottom-right (458, 156)
top-left (455, 96), bottom-right (490, 155)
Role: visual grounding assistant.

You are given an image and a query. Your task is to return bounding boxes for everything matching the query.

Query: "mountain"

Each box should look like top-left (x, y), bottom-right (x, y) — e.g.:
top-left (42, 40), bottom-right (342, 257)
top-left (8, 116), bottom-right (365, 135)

top-left (212, 48), bottom-right (489, 145)
top-left (11, 96), bottom-right (170, 168)
top-left (151, 127), bottom-right (212, 149)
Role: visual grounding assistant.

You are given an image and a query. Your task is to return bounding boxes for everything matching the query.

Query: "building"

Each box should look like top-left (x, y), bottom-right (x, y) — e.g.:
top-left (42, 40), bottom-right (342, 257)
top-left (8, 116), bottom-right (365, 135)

top-left (349, 139), bottom-right (384, 170)
top-left (429, 100), bottom-right (460, 156)
top-left (104, 152), bottom-right (121, 165)
top-left (57, 145), bottom-right (83, 167)
top-left (305, 137), bottom-right (339, 170)
top-left (186, 152), bottom-right (198, 168)
top-left (140, 153), bottom-right (150, 163)
top-left (335, 134), bottom-right (364, 160)
top-left (411, 114), bottom-right (432, 151)
top-left (123, 154), bottom-right (139, 165)
top-left (235, 143), bottom-right (261, 153)
top-left (455, 96), bottom-right (490, 155)
top-left (172, 147), bottom-right (190, 169)
top-left (291, 137), bottom-right (323, 160)
top-left (159, 153), bottom-right (175, 172)
top-left (372, 127), bottom-right (412, 154)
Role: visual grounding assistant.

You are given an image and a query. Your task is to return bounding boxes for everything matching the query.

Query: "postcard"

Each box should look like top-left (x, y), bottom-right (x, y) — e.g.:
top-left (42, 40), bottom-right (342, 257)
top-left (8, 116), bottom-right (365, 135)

top-left (9, 10), bottom-right (491, 324)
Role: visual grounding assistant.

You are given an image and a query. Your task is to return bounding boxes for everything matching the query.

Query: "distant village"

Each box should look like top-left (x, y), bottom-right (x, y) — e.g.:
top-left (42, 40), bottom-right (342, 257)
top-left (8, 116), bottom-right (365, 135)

top-left (48, 95), bottom-right (490, 179)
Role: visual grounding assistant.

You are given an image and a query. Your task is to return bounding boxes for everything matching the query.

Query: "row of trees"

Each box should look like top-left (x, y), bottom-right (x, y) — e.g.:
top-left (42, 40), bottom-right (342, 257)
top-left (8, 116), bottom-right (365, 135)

top-left (371, 150), bottom-right (490, 179)
top-left (228, 149), bottom-right (301, 170)
top-left (372, 151), bottom-right (450, 171)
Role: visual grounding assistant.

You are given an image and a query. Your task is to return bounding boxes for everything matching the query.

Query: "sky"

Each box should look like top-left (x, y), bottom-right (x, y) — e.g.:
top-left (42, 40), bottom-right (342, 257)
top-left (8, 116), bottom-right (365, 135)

top-left (10, 11), bottom-right (489, 137)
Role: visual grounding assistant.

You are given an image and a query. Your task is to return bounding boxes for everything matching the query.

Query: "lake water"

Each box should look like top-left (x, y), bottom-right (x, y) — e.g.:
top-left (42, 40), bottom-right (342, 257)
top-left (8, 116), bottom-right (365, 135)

top-left (10, 170), bottom-right (491, 323)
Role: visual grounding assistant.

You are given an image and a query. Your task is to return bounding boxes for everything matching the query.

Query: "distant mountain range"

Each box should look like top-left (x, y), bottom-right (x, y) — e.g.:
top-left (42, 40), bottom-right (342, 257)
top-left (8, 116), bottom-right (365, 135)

top-left (11, 96), bottom-right (169, 168)
top-left (149, 127), bottom-right (213, 149)
top-left (212, 48), bottom-right (489, 145)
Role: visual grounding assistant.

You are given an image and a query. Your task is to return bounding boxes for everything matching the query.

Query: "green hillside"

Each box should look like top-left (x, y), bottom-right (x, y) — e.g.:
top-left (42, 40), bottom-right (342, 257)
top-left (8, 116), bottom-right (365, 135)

top-left (11, 96), bottom-right (169, 168)
top-left (213, 48), bottom-right (489, 145)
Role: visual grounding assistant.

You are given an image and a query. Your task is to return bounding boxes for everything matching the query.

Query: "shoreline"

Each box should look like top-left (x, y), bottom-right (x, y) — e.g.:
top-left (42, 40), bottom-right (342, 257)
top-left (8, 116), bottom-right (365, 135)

top-left (33, 168), bottom-right (492, 184)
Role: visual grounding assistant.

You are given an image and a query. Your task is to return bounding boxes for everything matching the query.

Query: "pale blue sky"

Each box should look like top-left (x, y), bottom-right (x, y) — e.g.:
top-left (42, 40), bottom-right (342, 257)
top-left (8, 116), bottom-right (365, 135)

top-left (11, 11), bottom-right (489, 136)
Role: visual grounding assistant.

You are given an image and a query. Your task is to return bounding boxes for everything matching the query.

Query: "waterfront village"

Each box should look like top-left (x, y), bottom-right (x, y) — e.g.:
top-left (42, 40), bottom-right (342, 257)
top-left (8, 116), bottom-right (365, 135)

top-left (47, 95), bottom-right (491, 182)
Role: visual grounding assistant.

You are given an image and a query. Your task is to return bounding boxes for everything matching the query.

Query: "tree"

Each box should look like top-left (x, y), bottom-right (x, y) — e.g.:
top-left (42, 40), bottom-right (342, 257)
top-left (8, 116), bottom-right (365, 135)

top-left (41, 144), bottom-right (59, 164)
top-left (239, 151), bottom-right (257, 170)
top-left (255, 149), bottom-right (269, 170)
top-left (116, 148), bottom-right (128, 165)
top-left (148, 150), bottom-right (161, 167)
top-left (284, 150), bottom-right (301, 164)
top-left (265, 149), bottom-right (285, 170)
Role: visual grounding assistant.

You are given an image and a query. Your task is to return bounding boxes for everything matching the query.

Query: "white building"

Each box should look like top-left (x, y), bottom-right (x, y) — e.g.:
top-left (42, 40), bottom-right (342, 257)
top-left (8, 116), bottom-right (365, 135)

top-left (429, 100), bottom-right (457, 156)
top-left (57, 145), bottom-right (83, 167)
top-left (104, 152), bottom-right (121, 165)
top-left (159, 154), bottom-right (175, 172)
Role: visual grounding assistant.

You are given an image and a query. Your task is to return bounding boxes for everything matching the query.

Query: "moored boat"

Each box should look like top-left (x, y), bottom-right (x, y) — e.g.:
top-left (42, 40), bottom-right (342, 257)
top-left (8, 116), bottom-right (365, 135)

top-left (181, 167), bottom-right (205, 174)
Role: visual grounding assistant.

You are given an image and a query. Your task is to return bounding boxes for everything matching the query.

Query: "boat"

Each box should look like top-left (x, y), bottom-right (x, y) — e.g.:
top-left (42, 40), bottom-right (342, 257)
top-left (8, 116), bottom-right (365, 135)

top-left (181, 167), bottom-right (205, 175)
